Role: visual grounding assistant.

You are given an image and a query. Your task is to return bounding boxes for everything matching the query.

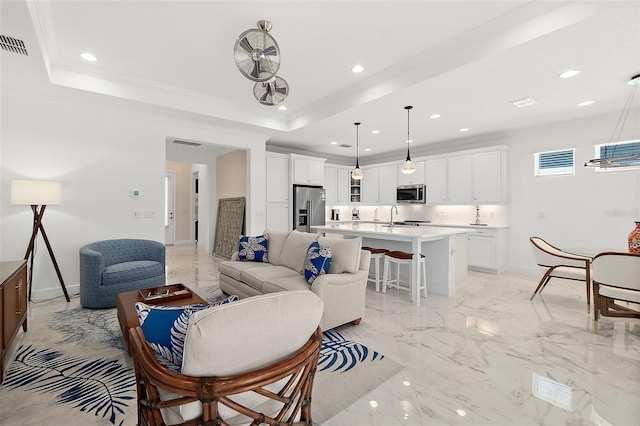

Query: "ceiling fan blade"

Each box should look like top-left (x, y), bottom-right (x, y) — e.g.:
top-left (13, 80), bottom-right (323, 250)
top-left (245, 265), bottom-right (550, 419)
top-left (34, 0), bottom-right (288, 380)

top-left (274, 86), bottom-right (287, 95)
top-left (260, 92), bottom-right (270, 102)
top-left (238, 37), bottom-right (254, 54)
top-left (263, 45), bottom-right (278, 56)
top-left (251, 61), bottom-right (261, 79)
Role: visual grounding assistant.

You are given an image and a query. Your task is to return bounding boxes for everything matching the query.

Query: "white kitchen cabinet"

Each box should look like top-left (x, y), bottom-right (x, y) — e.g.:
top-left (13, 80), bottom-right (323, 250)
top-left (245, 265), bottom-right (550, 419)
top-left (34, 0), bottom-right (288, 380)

top-left (266, 153), bottom-right (289, 203)
top-left (447, 155), bottom-right (472, 203)
top-left (425, 147), bottom-right (507, 205)
top-left (467, 228), bottom-right (508, 273)
top-left (471, 150), bottom-right (506, 203)
top-left (378, 165), bottom-right (398, 204)
top-left (397, 161), bottom-right (425, 185)
top-left (362, 165), bottom-right (397, 205)
top-left (425, 158), bottom-right (447, 204)
top-left (325, 165), bottom-right (350, 205)
top-left (362, 167), bottom-right (378, 204)
top-left (292, 155), bottom-right (326, 185)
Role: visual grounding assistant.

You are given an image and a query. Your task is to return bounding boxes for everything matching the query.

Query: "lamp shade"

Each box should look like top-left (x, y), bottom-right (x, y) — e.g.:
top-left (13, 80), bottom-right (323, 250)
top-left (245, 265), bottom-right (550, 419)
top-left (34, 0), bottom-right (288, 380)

top-left (11, 180), bottom-right (61, 205)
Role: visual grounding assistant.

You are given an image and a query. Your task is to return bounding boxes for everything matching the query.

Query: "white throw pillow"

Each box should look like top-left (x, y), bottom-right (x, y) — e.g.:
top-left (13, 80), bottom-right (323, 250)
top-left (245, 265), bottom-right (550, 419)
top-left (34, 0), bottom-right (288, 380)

top-left (317, 236), bottom-right (362, 274)
top-left (278, 230), bottom-right (319, 273)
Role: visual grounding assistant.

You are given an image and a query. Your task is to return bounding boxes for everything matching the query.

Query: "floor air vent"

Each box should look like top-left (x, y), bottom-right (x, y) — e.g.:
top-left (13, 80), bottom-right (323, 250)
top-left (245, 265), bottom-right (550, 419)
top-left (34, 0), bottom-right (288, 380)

top-left (0, 35), bottom-right (28, 56)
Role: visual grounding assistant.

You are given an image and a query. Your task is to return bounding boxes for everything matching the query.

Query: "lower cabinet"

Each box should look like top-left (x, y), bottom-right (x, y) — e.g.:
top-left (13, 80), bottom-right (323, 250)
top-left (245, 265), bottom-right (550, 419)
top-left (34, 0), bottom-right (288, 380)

top-left (467, 228), bottom-right (508, 273)
top-left (1, 260), bottom-right (28, 382)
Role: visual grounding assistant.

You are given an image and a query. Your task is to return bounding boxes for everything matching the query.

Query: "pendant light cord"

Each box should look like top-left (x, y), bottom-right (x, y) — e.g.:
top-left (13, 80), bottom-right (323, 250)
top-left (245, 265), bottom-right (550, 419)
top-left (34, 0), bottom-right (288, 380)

top-left (405, 106), bottom-right (413, 161)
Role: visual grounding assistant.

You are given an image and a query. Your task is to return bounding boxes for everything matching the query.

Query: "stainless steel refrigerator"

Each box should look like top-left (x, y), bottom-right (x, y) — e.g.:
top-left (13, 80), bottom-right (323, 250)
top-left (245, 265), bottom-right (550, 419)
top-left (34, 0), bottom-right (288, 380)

top-left (293, 185), bottom-right (326, 232)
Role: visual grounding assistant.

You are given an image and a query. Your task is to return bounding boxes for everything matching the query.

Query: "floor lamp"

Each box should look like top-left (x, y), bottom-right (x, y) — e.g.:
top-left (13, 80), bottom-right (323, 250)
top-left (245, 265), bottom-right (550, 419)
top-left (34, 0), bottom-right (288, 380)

top-left (11, 180), bottom-right (70, 302)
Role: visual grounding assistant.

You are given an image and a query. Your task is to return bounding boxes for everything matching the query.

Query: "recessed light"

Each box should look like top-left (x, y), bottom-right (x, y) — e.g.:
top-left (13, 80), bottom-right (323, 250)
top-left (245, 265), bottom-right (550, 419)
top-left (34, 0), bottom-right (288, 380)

top-left (559, 69), bottom-right (580, 79)
top-left (511, 96), bottom-right (537, 108)
top-left (577, 100), bottom-right (594, 107)
top-left (459, 128), bottom-right (470, 132)
top-left (80, 52), bottom-right (97, 62)
top-left (351, 65), bottom-right (364, 73)
top-left (330, 141), bottom-right (338, 145)
top-left (371, 130), bottom-right (380, 134)
top-left (430, 114), bottom-right (441, 119)
top-left (278, 105), bottom-right (287, 111)
top-left (364, 148), bottom-right (371, 152)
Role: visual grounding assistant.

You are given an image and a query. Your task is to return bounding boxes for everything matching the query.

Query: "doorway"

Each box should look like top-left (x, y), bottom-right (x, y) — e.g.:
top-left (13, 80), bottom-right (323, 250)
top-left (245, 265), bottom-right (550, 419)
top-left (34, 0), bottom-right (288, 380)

top-left (165, 171), bottom-right (175, 245)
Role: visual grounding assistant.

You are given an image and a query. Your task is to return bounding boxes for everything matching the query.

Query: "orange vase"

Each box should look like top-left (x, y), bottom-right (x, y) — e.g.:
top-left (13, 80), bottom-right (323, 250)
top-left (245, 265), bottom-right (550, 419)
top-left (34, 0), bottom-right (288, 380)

top-left (629, 221), bottom-right (640, 253)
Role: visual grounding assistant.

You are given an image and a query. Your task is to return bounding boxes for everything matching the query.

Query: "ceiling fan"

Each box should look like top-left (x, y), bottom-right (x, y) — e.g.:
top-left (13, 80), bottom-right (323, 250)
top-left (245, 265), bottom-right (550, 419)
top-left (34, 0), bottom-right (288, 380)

top-left (233, 20), bottom-right (288, 106)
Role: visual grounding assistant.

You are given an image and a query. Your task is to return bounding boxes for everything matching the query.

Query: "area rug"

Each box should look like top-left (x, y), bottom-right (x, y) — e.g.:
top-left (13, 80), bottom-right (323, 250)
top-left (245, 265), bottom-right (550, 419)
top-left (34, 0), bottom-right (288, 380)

top-left (0, 302), bottom-right (402, 426)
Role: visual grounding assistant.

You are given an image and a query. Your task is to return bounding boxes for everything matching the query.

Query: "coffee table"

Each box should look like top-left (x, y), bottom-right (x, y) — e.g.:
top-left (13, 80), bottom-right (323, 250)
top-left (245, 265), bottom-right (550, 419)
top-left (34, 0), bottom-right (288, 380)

top-left (115, 284), bottom-right (206, 356)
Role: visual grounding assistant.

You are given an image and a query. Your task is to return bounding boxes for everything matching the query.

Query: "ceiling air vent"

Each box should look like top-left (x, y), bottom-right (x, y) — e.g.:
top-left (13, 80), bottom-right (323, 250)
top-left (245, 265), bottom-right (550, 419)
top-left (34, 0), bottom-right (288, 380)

top-left (0, 35), bottom-right (28, 56)
top-left (172, 140), bottom-right (201, 147)
top-left (339, 144), bottom-right (352, 148)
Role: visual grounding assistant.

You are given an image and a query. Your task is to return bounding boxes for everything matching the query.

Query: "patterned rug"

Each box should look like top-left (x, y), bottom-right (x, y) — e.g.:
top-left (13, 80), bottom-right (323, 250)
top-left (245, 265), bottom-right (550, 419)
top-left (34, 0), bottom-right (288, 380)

top-left (0, 299), bottom-right (402, 425)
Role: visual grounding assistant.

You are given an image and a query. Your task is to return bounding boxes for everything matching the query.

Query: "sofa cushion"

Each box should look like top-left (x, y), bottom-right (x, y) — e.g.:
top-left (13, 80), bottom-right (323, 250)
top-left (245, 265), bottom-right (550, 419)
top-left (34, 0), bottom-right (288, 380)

top-left (135, 302), bottom-right (211, 373)
top-left (103, 260), bottom-right (164, 286)
top-left (240, 266), bottom-right (300, 292)
top-left (263, 230), bottom-right (290, 266)
top-left (238, 235), bottom-right (269, 262)
top-left (318, 236), bottom-right (362, 274)
top-left (278, 230), bottom-right (319, 273)
top-left (304, 242), bottom-right (332, 284)
top-left (262, 275), bottom-right (311, 293)
top-left (219, 260), bottom-right (271, 281)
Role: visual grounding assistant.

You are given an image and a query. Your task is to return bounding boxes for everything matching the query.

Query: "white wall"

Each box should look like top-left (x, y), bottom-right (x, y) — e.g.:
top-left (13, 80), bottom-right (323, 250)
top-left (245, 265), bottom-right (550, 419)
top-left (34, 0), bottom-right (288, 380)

top-left (506, 111), bottom-right (640, 275)
top-left (1, 90), bottom-right (268, 301)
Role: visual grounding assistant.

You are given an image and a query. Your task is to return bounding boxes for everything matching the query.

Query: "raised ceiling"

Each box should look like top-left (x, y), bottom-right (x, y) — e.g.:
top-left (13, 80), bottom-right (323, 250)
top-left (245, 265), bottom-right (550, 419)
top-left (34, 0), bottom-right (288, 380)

top-left (4, 1), bottom-right (640, 161)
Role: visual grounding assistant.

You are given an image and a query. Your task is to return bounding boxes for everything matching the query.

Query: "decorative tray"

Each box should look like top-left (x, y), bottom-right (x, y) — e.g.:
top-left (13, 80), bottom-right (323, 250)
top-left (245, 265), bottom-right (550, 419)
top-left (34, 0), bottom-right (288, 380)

top-left (138, 283), bottom-right (192, 302)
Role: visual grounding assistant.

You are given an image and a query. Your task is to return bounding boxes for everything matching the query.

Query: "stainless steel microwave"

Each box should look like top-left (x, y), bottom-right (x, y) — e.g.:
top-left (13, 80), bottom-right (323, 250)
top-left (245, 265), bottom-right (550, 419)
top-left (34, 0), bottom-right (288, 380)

top-left (396, 184), bottom-right (426, 204)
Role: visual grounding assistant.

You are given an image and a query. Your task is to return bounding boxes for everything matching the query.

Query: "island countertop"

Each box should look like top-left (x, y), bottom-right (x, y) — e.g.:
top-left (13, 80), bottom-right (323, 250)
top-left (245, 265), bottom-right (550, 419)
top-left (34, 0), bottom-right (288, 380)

top-left (311, 223), bottom-right (471, 304)
top-left (312, 223), bottom-right (472, 240)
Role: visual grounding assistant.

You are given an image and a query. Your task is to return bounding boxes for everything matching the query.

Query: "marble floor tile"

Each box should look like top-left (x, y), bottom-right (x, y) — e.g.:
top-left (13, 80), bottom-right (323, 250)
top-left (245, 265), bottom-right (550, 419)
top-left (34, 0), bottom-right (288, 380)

top-left (23, 245), bottom-right (640, 425)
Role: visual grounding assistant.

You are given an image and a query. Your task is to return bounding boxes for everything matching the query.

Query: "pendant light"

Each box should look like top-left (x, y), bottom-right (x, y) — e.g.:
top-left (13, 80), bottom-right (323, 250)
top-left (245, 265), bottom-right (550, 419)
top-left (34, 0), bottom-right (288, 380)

top-left (401, 105), bottom-right (416, 174)
top-left (352, 122), bottom-right (363, 180)
top-left (584, 73), bottom-right (640, 169)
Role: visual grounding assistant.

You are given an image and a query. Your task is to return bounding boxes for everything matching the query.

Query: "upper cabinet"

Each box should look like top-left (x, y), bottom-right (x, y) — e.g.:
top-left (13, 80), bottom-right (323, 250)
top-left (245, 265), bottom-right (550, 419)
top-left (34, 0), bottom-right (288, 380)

top-left (425, 147), bottom-right (507, 205)
top-left (292, 154), bottom-right (326, 186)
top-left (325, 165), bottom-right (350, 205)
top-left (266, 153), bottom-right (289, 203)
top-left (362, 165), bottom-right (397, 205)
top-left (397, 161), bottom-right (425, 185)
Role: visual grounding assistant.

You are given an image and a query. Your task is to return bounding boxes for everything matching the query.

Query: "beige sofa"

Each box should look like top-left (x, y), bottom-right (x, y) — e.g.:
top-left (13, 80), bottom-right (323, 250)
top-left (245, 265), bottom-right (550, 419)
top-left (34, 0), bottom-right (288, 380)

top-left (219, 230), bottom-right (371, 330)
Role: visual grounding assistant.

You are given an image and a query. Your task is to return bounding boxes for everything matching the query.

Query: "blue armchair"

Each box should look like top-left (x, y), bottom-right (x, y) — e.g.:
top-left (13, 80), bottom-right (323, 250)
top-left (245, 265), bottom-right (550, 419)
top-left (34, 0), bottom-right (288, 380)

top-left (80, 239), bottom-right (166, 308)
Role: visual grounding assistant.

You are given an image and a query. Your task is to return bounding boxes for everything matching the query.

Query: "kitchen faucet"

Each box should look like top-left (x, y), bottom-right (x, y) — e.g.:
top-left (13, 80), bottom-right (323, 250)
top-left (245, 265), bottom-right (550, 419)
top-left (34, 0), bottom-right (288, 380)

top-left (390, 205), bottom-right (398, 226)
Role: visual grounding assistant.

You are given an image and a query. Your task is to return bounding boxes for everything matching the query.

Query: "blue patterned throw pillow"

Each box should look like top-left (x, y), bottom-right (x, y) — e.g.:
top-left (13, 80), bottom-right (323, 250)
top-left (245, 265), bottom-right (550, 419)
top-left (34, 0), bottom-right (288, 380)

top-left (238, 235), bottom-right (269, 262)
top-left (135, 302), bottom-right (210, 373)
top-left (304, 241), bottom-right (332, 284)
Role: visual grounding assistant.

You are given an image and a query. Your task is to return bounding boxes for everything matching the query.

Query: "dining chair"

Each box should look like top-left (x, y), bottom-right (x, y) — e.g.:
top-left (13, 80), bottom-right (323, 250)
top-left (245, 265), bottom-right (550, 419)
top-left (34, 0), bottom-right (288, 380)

top-left (592, 251), bottom-right (640, 321)
top-left (529, 237), bottom-right (592, 309)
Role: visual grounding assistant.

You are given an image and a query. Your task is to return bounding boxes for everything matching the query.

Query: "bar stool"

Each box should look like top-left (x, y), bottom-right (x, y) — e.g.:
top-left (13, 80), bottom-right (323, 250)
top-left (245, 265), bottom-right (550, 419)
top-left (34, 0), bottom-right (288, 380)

top-left (362, 246), bottom-right (389, 292)
top-left (382, 250), bottom-right (427, 298)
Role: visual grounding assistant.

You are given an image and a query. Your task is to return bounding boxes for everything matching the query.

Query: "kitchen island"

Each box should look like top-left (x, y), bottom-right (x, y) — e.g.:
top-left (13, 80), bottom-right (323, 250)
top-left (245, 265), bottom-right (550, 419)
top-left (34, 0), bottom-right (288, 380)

top-left (311, 223), bottom-right (471, 304)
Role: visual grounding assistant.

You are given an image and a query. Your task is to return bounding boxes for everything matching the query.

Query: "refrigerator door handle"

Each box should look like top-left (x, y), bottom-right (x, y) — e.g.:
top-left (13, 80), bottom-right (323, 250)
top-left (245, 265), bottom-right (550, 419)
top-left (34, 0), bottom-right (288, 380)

top-left (307, 200), bottom-right (311, 233)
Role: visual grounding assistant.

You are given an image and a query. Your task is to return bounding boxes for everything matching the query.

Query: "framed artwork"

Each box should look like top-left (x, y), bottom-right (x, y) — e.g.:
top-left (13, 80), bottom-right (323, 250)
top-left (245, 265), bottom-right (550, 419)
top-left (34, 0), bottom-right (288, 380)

top-left (212, 197), bottom-right (246, 259)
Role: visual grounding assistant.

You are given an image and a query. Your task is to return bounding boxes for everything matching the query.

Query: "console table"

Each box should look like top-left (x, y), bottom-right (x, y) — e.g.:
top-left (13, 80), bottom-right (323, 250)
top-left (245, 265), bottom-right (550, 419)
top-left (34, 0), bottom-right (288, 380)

top-left (1, 260), bottom-right (28, 383)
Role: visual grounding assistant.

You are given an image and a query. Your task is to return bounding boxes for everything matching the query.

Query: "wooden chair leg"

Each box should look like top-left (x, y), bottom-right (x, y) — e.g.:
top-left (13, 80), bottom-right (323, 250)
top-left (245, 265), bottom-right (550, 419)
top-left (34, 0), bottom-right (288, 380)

top-left (530, 270), bottom-right (552, 300)
top-left (351, 318), bottom-right (362, 325)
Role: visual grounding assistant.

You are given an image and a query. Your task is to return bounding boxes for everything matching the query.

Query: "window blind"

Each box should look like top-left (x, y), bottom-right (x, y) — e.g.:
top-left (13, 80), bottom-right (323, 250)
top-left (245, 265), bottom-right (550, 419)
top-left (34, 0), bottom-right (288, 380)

top-left (535, 149), bottom-right (575, 176)
top-left (600, 140), bottom-right (640, 165)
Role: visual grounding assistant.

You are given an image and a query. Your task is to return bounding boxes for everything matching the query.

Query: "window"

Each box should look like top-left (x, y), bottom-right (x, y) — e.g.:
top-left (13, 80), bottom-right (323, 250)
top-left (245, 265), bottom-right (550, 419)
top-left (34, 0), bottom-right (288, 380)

top-left (593, 140), bottom-right (640, 171)
top-left (534, 149), bottom-right (575, 176)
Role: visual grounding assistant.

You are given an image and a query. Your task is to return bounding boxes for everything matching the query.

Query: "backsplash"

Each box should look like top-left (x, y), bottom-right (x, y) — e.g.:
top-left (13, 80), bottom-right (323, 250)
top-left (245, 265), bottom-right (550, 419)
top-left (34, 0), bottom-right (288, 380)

top-left (326, 204), bottom-right (508, 226)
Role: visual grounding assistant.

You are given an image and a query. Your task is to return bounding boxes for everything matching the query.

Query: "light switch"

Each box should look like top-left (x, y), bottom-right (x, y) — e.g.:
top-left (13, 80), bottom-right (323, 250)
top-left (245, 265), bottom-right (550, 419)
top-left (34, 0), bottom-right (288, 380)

top-left (133, 210), bottom-right (143, 218)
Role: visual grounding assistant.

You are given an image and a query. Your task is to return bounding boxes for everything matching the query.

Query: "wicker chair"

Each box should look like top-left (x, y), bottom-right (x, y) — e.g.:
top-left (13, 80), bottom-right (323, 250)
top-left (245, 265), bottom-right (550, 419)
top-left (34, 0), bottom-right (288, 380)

top-left (130, 291), bottom-right (324, 425)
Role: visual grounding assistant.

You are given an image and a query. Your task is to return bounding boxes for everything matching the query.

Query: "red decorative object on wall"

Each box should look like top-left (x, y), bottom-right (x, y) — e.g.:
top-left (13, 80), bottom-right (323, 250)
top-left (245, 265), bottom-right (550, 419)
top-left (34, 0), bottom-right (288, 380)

top-left (628, 221), bottom-right (640, 253)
